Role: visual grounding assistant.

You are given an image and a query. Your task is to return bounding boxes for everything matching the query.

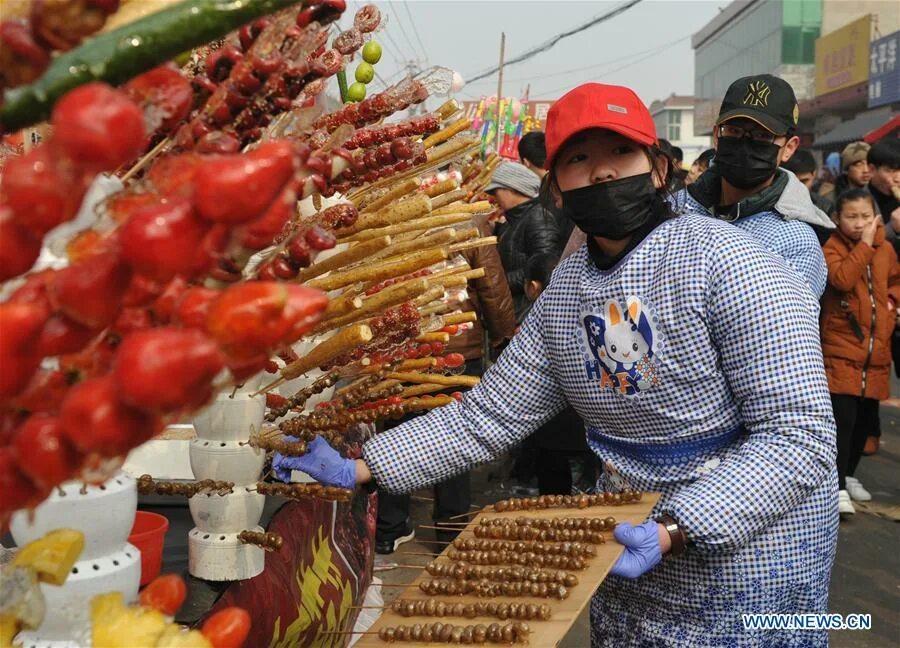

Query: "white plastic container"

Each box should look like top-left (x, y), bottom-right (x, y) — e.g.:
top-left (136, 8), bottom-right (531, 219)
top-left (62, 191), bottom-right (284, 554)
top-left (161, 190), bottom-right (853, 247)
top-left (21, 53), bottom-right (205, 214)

top-left (191, 393), bottom-right (265, 441)
top-left (188, 527), bottom-right (265, 581)
top-left (188, 440), bottom-right (265, 484)
top-left (10, 473), bottom-right (137, 561)
top-left (13, 544), bottom-right (140, 645)
top-left (188, 487), bottom-right (266, 533)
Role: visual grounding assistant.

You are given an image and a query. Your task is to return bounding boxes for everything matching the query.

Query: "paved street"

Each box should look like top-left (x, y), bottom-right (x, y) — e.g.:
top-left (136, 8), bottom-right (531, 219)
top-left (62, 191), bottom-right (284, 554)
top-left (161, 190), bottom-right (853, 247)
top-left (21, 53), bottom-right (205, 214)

top-left (378, 405), bottom-right (900, 647)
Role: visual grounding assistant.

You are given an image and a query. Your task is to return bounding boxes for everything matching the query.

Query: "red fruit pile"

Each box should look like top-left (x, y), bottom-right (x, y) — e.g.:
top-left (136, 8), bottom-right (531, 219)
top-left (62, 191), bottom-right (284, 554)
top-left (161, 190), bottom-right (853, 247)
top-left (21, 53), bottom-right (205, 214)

top-left (0, 83), bottom-right (348, 521)
top-left (0, 83), bottom-right (146, 281)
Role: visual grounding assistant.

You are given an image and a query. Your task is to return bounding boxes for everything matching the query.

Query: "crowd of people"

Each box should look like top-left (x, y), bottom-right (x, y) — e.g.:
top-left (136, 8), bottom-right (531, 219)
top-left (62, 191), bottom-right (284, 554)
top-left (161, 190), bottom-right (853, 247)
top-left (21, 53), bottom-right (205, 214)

top-left (273, 73), bottom-right (900, 645)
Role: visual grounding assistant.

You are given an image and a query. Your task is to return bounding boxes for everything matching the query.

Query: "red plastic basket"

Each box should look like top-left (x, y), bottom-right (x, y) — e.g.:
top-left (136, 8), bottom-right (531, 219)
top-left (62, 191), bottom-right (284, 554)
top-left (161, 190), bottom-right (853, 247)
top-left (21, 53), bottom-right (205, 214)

top-left (128, 511), bottom-right (169, 586)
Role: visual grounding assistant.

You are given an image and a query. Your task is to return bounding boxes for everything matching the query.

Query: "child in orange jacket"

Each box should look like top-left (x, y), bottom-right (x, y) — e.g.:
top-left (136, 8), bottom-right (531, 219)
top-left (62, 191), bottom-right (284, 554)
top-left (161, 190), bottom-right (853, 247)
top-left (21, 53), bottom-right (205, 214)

top-left (821, 188), bottom-right (900, 515)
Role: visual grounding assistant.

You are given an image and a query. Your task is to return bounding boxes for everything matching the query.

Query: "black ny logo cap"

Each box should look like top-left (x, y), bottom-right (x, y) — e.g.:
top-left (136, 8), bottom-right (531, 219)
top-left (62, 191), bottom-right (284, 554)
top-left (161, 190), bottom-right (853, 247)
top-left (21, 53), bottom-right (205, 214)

top-left (717, 74), bottom-right (799, 136)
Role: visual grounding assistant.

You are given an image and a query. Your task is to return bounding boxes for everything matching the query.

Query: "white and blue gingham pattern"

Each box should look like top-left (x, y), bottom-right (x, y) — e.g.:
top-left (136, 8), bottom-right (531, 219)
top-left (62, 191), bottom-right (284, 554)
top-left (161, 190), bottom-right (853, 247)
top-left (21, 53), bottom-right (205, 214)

top-left (673, 189), bottom-right (828, 299)
top-left (363, 213), bottom-right (837, 646)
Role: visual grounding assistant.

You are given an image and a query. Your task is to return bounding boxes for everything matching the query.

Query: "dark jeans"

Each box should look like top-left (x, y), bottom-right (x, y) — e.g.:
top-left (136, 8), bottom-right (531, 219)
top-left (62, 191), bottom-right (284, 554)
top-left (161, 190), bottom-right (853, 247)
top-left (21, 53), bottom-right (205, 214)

top-left (832, 394), bottom-right (879, 490)
top-left (376, 359), bottom-right (482, 544)
top-left (377, 471), bottom-right (471, 544)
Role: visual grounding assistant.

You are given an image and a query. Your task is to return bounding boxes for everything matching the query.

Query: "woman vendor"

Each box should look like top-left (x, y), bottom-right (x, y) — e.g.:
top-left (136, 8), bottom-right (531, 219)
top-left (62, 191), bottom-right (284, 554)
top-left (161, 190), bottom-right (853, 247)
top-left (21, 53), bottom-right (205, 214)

top-left (275, 83), bottom-right (838, 646)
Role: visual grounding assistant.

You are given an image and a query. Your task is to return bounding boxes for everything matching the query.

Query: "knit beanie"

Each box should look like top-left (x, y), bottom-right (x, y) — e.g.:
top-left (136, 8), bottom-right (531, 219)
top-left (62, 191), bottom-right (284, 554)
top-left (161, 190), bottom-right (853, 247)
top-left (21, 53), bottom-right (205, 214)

top-left (484, 162), bottom-right (541, 199)
top-left (841, 141), bottom-right (870, 170)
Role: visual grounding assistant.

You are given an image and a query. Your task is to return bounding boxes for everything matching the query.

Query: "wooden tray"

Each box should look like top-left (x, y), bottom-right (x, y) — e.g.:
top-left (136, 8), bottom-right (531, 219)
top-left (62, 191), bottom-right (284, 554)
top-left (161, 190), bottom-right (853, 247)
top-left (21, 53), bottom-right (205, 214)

top-left (355, 493), bottom-right (660, 647)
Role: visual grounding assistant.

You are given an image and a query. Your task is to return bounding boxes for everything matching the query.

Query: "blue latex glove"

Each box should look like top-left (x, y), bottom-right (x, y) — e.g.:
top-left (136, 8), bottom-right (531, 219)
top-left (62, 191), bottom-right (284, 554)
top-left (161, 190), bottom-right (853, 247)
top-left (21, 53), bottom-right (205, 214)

top-left (609, 520), bottom-right (663, 579)
top-left (272, 436), bottom-right (357, 488)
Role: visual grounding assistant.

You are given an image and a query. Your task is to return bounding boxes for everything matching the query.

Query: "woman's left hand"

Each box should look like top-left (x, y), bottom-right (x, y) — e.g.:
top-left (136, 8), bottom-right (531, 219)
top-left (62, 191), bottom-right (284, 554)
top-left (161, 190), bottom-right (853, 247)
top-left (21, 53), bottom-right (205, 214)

top-left (610, 520), bottom-right (666, 578)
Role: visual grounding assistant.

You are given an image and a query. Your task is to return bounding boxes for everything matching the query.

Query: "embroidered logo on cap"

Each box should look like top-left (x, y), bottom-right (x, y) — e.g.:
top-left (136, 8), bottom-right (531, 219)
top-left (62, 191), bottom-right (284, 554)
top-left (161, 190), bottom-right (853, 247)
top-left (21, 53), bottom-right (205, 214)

top-left (743, 80), bottom-right (770, 107)
top-left (606, 104), bottom-right (628, 114)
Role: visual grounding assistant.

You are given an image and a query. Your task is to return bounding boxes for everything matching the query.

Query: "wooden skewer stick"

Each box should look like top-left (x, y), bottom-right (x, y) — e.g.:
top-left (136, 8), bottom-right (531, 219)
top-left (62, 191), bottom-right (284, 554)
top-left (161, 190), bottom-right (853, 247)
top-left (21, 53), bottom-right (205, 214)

top-left (418, 524), bottom-right (474, 532)
top-left (414, 285), bottom-right (447, 308)
top-left (349, 213), bottom-right (472, 244)
top-left (424, 178), bottom-right (460, 198)
top-left (416, 332), bottom-right (451, 343)
top-left (443, 311), bottom-right (478, 326)
top-left (395, 551), bottom-right (448, 558)
top-left (369, 228), bottom-right (463, 265)
top-left (433, 200), bottom-right (494, 216)
top-left (437, 99), bottom-right (461, 120)
top-left (349, 605), bottom-right (388, 610)
top-left (394, 564), bottom-right (430, 569)
top-left (419, 521), bottom-right (470, 527)
top-left (400, 383), bottom-right (446, 398)
top-left (448, 510), bottom-right (482, 520)
top-left (419, 302), bottom-right (457, 318)
top-left (313, 278), bottom-right (432, 333)
top-left (306, 249), bottom-right (448, 292)
top-left (380, 583), bottom-right (421, 587)
top-left (121, 137), bottom-right (170, 183)
top-left (296, 236), bottom-right (392, 283)
top-left (423, 118), bottom-right (473, 149)
top-left (389, 372), bottom-right (480, 388)
top-left (256, 324), bottom-right (373, 393)
top-left (430, 188), bottom-right (468, 210)
top-left (319, 294), bottom-right (364, 321)
top-left (359, 176), bottom-right (421, 212)
top-left (448, 236), bottom-right (497, 253)
top-left (338, 193), bottom-right (432, 237)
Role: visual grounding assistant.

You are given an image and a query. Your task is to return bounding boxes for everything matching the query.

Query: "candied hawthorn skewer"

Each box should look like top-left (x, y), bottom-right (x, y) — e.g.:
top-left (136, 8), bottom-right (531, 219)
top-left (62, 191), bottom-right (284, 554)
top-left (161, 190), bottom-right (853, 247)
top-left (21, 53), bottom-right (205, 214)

top-left (386, 599), bottom-right (551, 623)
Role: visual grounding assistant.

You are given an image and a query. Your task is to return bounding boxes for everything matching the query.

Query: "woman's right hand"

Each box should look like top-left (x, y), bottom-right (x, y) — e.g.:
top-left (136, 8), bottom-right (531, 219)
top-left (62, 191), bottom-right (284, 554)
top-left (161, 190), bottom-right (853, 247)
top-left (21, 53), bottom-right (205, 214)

top-left (273, 436), bottom-right (360, 488)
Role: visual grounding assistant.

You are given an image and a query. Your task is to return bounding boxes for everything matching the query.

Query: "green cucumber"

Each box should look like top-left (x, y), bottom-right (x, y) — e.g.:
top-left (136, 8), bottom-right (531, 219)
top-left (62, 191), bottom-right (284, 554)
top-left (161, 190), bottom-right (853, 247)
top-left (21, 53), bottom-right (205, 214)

top-left (1, 0), bottom-right (305, 131)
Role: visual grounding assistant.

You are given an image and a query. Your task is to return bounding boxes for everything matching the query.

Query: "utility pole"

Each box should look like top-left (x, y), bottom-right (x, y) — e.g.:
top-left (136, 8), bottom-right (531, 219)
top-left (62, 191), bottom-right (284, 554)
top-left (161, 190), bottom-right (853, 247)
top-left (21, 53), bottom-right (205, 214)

top-left (495, 33), bottom-right (506, 153)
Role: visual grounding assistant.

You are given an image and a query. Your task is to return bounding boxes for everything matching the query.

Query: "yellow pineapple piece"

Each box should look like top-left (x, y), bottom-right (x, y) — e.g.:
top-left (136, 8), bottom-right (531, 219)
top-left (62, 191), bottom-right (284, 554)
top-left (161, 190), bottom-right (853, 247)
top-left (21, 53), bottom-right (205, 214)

top-left (11, 529), bottom-right (84, 586)
top-left (154, 626), bottom-right (213, 648)
top-left (92, 593), bottom-right (167, 648)
top-left (91, 592), bottom-right (126, 620)
top-left (1, 613), bottom-right (20, 647)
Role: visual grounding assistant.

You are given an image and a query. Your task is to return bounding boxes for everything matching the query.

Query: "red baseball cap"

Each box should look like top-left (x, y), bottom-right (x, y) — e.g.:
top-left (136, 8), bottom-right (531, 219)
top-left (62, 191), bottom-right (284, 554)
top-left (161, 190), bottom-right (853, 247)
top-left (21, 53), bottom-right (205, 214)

top-left (544, 83), bottom-right (658, 170)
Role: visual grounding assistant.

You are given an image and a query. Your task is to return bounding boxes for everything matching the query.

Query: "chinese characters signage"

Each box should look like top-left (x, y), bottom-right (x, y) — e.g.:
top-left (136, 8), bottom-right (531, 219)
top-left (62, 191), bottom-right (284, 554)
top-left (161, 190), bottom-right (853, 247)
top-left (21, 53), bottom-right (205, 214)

top-left (868, 30), bottom-right (899, 108)
top-left (815, 15), bottom-right (871, 97)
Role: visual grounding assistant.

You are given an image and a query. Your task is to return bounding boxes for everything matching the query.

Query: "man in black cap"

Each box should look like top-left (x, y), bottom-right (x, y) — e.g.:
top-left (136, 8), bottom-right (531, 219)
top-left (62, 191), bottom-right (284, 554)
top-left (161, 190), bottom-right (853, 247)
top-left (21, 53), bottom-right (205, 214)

top-left (675, 74), bottom-right (834, 297)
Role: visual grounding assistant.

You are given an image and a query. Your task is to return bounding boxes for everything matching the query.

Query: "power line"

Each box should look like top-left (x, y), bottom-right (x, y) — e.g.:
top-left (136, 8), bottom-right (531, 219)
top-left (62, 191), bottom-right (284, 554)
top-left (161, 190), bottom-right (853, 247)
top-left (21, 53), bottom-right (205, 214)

top-left (380, 9), bottom-right (418, 72)
top-left (387, 3), bottom-right (425, 68)
top-left (465, 0), bottom-right (644, 84)
top-left (533, 36), bottom-right (689, 98)
top-left (464, 34), bottom-right (692, 87)
top-left (401, 0), bottom-right (430, 67)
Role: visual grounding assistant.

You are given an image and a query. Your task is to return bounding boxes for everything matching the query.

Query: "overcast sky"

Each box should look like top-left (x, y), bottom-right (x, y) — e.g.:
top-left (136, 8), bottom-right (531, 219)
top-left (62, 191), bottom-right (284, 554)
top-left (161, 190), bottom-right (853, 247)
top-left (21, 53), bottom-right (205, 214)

top-left (340, 0), bottom-right (725, 106)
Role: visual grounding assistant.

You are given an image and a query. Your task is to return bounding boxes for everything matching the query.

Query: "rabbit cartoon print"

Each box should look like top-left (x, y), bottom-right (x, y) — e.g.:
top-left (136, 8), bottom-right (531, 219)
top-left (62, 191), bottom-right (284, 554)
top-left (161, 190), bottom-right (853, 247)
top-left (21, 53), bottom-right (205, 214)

top-left (582, 296), bottom-right (661, 397)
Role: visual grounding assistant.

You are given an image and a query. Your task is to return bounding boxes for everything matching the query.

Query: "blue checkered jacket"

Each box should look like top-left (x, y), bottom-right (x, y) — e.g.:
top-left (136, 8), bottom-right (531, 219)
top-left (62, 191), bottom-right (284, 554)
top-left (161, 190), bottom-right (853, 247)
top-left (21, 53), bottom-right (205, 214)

top-left (363, 213), bottom-right (837, 646)
top-left (671, 169), bottom-right (831, 299)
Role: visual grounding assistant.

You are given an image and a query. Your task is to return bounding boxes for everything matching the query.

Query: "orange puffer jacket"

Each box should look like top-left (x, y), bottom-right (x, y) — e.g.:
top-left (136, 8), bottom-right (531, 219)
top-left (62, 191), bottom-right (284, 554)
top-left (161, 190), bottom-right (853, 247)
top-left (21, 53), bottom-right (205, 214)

top-left (821, 222), bottom-right (900, 400)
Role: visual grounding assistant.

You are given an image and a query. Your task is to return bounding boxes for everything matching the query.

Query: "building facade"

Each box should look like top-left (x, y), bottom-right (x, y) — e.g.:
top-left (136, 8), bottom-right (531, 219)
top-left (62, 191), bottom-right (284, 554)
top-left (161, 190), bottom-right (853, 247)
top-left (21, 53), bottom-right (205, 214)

top-left (692, 0), bottom-right (898, 149)
top-left (692, 0), bottom-right (823, 135)
top-left (648, 94), bottom-right (711, 166)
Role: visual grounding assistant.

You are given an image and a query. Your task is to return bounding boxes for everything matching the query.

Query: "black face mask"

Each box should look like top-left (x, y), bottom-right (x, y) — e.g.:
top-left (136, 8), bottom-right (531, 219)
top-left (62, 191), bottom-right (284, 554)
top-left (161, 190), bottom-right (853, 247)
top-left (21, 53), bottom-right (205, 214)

top-left (714, 136), bottom-right (782, 189)
top-left (560, 173), bottom-right (657, 240)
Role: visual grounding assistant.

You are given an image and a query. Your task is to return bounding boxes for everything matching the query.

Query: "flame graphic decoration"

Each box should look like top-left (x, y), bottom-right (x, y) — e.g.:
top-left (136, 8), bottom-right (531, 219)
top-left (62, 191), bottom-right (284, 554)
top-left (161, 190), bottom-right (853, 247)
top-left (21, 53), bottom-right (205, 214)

top-left (269, 526), bottom-right (354, 648)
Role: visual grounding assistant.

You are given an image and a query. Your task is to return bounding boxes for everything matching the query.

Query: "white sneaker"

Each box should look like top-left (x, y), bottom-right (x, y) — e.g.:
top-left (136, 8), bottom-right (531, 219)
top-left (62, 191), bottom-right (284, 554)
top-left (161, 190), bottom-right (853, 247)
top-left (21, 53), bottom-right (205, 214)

top-left (838, 490), bottom-right (856, 515)
top-left (845, 477), bottom-right (872, 501)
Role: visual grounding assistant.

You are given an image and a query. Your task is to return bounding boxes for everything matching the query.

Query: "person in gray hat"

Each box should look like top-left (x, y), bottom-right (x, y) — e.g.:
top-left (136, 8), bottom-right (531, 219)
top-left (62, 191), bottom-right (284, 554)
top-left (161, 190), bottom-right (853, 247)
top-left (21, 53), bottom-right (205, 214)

top-left (486, 161), bottom-right (564, 322)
